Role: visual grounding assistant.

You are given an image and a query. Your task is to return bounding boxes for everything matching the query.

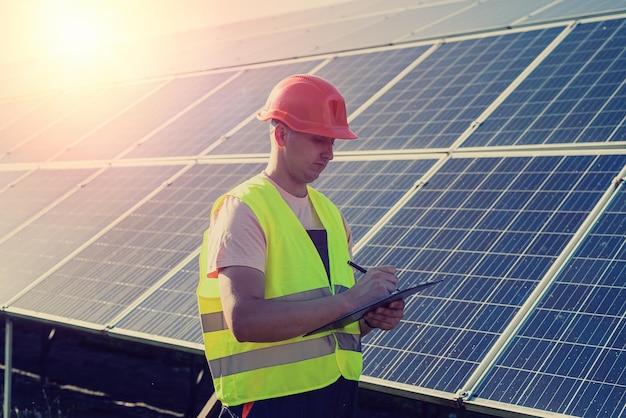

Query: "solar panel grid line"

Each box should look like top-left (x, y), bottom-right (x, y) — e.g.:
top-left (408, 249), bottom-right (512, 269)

top-left (547, 294), bottom-right (624, 415)
top-left (0, 167), bottom-right (108, 247)
top-left (390, 0), bottom-right (481, 44)
top-left (338, 27), bottom-right (568, 152)
top-left (362, 158), bottom-right (548, 365)
top-left (52, 74), bottom-right (242, 162)
top-left (0, 170), bottom-right (34, 195)
top-left (2, 85), bottom-right (172, 164)
top-left (0, 97), bottom-right (48, 131)
top-left (195, 60), bottom-right (330, 156)
top-left (2, 163), bottom-right (195, 308)
top-left (45, 78), bottom-right (174, 163)
top-left (449, 22), bottom-right (575, 151)
top-left (347, 43), bottom-right (442, 124)
top-left (508, 0), bottom-right (561, 27)
top-left (359, 376), bottom-right (437, 400)
top-left (6, 162), bottom-right (267, 324)
top-left (0, 168), bottom-right (101, 239)
top-left (473, 186), bottom-right (626, 416)
top-left (5, 305), bottom-right (103, 333)
top-left (527, 4), bottom-right (626, 26)
top-left (452, 139), bottom-right (626, 157)
top-left (107, 326), bottom-right (204, 353)
top-left (109, 255), bottom-right (203, 344)
top-left (604, 113), bottom-right (626, 143)
top-left (207, 48), bottom-right (429, 156)
top-left (104, 245), bottom-right (201, 331)
top-left (558, 76), bottom-right (626, 145)
top-left (0, 90), bottom-right (108, 160)
top-left (352, 156), bottom-right (448, 254)
top-left (358, 154), bottom-right (624, 395)
top-left (0, 96), bottom-right (58, 142)
top-left (120, 71), bottom-right (244, 157)
top-left (458, 158), bottom-right (626, 401)
top-left (516, 21), bottom-right (624, 146)
top-left (462, 17), bottom-right (626, 147)
top-left (122, 61), bottom-right (322, 159)
top-left (360, 157), bottom-right (536, 285)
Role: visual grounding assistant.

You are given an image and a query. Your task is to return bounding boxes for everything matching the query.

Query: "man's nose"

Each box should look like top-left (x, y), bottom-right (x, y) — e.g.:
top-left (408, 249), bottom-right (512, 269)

top-left (322, 141), bottom-right (334, 160)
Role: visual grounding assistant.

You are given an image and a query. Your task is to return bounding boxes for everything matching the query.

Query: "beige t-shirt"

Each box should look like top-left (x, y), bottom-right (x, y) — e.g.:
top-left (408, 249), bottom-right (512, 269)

top-left (205, 173), bottom-right (352, 276)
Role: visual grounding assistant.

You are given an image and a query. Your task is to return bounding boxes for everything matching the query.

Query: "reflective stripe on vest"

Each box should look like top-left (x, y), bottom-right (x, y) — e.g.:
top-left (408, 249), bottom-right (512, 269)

top-left (197, 175), bottom-right (362, 406)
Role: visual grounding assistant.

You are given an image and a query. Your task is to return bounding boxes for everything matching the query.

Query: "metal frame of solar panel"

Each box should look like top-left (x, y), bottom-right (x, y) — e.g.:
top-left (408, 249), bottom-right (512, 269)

top-left (1, 9), bottom-right (626, 418)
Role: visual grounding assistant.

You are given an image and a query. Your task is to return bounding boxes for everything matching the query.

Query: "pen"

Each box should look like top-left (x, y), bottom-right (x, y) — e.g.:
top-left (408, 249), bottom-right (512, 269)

top-left (347, 260), bottom-right (367, 274)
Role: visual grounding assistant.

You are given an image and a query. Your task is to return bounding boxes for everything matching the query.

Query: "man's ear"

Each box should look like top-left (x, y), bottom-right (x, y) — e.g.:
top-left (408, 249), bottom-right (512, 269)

top-left (273, 123), bottom-right (287, 147)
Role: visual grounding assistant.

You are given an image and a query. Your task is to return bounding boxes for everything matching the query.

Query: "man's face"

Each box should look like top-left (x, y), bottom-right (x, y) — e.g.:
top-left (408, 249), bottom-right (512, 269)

top-left (282, 128), bottom-right (335, 184)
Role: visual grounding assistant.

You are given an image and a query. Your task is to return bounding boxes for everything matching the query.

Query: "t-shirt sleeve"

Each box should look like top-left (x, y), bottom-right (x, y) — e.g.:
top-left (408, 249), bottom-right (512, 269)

top-left (205, 195), bottom-right (267, 275)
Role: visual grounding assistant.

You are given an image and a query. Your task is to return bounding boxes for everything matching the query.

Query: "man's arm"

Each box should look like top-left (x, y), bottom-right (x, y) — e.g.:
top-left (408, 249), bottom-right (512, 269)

top-left (219, 264), bottom-right (399, 342)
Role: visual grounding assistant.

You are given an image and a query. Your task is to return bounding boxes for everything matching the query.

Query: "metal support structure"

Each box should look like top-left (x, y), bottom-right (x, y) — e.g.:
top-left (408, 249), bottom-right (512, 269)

top-left (196, 392), bottom-right (220, 418)
top-left (3, 317), bottom-right (13, 418)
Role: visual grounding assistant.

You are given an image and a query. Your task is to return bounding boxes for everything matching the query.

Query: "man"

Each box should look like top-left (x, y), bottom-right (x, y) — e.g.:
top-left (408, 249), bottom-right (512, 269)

top-left (198, 74), bottom-right (405, 418)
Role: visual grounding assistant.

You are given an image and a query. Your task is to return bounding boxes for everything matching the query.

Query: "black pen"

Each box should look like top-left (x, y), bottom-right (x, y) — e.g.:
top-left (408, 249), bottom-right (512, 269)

top-left (347, 260), bottom-right (367, 274)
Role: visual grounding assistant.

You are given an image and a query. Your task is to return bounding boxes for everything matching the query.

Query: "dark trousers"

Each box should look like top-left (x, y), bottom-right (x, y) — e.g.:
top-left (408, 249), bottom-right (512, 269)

top-left (218, 376), bottom-right (359, 418)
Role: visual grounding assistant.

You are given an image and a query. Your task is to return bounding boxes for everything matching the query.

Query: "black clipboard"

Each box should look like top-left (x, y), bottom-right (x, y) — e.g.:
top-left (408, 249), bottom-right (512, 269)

top-left (304, 280), bottom-right (442, 336)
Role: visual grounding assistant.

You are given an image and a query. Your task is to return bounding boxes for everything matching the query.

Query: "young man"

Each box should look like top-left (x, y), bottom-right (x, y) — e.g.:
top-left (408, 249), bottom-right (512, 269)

top-left (198, 74), bottom-right (405, 418)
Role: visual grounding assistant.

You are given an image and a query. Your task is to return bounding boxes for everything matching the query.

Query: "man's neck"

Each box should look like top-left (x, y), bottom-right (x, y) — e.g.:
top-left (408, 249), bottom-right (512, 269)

top-left (263, 169), bottom-right (307, 198)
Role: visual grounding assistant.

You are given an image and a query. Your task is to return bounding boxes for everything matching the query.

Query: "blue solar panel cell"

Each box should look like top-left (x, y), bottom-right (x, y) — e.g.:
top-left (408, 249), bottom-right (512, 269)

top-left (113, 256), bottom-right (203, 344)
top-left (124, 61), bottom-right (321, 159)
top-left (1, 5), bottom-right (625, 416)
top-left (52, 74), bottom-right (233, 161)
top-left (313, 158), bottom-right (437, 243)
top-left (0, 90), bottom-right (104, 157)
top-left (0, 171), bottom-right (24, 189)
top-left (337, 28), bottom-right (561, 152)
top-left (0, 165), bottom-right (182, 305)
top-left (475, 183), bottom-right (626, 417)
top-left (10, 162), bottom-right (264, 324)
top-left (110, 158), bottom-right (435, 340)
top-left (2, 82), bottom-right (162, 164)
top-left (210, 46), bottom-right (429, 155)
top-left (0, 169), bottom-right (97, 238)
top-left (464, 18), bottom-right (626, 147)
top-left (359, 154), bottom-right (626, 394)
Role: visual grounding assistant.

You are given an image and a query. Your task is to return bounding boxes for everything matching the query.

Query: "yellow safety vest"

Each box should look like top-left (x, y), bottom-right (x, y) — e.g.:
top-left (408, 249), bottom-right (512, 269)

top-left (197, 175), bottom-right (362, 406)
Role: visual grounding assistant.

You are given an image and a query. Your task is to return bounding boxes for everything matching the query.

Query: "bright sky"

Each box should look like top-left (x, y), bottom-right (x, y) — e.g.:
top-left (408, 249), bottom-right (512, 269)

top-left (0, 0), bottom-right (351, 64)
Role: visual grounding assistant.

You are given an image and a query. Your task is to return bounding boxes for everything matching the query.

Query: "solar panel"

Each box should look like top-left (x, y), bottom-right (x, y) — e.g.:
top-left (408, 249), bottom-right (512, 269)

top-left (0, 170), bottom-right (25, 189)
top-left (0, 89), bottom-right (104, 156)
top-left (0, 96), bottom-right (46, 132)
top-left (524, 0), bottom-right (626, 23)
top-left (9, 162), bottom-right (264, 325)
top-left (51, 73), bottom-right (233, 161)
top-left (337, 27), bottom-right (561, 152)
top-left (358, 154), bottom-right (626, 394)
top-left (0, 165), bottom-right (181, 304)
top-left (123, 61), bottom-right (321, 159)
top-left (112, 255), bottom-right (203, 345)
top-left (210, 46), bottom-right (429, 155)
top-left (474, 184), bottom-right (626, 417)
top-left (398, 0), bottom-right (557, 42)
top-left (2, 4), bottom-right (626, 417)
top-left (463, 18), bottom-right (626, 147)
top-left (313, 158), bottom-right (437, 243)
top-left (1, 82), bottom-right (162, 163)
top-left (0, 168), bottom-right (97, 237)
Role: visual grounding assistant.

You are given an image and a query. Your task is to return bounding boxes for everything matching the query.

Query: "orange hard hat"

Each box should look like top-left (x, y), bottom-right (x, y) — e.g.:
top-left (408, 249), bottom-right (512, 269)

top-left (257, 74), bottom-right (358, 140)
